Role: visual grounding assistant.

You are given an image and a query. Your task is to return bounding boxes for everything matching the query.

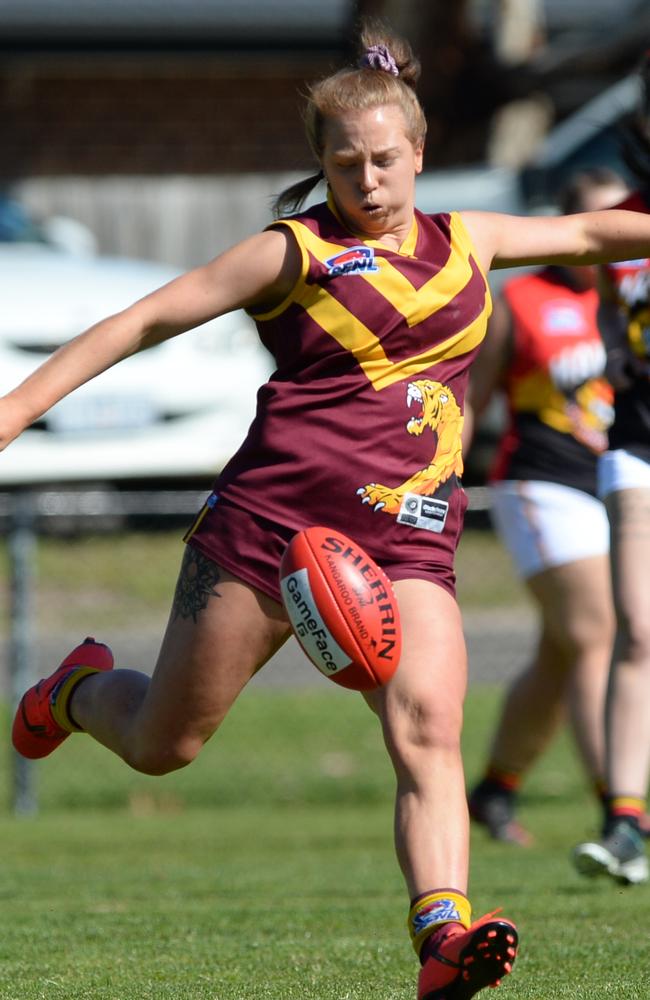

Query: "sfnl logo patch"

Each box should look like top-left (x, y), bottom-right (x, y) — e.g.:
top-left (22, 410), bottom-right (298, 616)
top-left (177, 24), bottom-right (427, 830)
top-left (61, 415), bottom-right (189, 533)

top-left (326, 245), bottom-right (379, 277)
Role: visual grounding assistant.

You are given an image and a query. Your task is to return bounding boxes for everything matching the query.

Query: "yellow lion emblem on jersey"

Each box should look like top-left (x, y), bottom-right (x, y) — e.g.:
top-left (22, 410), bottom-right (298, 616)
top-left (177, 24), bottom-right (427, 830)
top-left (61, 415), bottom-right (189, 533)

top-left (356, 379), bottom-right (464, 515)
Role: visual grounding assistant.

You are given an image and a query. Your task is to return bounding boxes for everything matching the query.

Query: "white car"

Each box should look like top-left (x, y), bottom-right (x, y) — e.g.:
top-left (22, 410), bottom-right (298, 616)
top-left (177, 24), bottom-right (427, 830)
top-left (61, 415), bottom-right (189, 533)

top-left (0, 199), bottom-right (273, 486)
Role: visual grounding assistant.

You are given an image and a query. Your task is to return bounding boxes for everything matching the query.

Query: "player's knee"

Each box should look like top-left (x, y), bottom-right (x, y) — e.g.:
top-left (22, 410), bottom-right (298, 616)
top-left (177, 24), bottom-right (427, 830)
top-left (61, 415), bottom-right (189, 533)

top-left (617, 614), bottom-right (650, 667)
top-left (560, 612), bottom-right (615, 660)
top-left (388, 692), bottom-right (463, 761)
top-left (555, 629), bottom-right (595, 665)
top-left (124, 734), bottom-right (204, 776)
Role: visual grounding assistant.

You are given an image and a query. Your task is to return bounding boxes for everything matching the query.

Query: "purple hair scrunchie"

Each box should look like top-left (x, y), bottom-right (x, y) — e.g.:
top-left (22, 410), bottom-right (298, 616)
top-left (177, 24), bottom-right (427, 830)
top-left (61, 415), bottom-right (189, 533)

top-left (361, 44), bottom-right (399, 77)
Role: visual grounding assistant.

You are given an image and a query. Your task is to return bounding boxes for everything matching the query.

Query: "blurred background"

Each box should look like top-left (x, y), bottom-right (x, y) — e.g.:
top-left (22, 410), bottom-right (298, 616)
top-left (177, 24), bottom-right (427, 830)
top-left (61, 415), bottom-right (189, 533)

top-left (0, 0), bottom-right (648, 720)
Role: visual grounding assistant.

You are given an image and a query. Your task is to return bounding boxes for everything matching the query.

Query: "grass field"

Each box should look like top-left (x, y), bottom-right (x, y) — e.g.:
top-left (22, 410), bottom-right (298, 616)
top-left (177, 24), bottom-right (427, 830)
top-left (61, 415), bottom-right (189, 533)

top-left (1, 685), bottom-right (649, 999)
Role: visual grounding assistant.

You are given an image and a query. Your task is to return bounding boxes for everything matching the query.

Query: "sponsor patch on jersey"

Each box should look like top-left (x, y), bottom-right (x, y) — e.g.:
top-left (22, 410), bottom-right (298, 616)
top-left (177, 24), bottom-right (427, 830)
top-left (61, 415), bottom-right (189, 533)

top-left (541, 300), bottom-right (588, 336)
top-left (548, 339), bottom-right (606, 390)
top-left (397, 492), bottom-right (449, 533)
top-left (325, 245), bottom-right (379, 277)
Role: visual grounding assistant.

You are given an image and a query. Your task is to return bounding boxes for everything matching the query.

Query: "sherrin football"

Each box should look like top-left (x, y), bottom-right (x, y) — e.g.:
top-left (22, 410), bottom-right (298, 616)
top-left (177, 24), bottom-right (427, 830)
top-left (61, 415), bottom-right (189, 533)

top-left (279, 526), bottom-right (402, 691)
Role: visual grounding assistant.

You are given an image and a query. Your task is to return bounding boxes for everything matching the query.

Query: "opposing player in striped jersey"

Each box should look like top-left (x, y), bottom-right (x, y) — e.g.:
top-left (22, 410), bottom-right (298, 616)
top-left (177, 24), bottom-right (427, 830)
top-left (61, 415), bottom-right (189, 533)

top-left (465, 169), bottom-right (631, 847)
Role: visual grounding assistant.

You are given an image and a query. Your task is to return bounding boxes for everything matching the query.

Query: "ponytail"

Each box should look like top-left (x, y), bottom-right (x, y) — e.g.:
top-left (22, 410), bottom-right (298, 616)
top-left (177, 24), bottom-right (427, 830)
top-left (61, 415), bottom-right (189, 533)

top-left (272, 171), bottom-right (324, 219)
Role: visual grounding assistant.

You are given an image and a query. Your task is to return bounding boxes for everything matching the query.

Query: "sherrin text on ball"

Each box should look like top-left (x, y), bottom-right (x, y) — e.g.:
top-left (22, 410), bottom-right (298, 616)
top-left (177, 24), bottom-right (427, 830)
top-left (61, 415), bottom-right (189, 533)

top-left (279, 526), bottom-right (402, 690)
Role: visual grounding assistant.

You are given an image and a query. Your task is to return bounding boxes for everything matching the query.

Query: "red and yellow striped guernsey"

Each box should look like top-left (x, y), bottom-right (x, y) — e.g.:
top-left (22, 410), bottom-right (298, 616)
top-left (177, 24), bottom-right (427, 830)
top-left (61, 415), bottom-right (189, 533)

top-left (196, 197), bottom-right (492, 596)
top-left (490, 268), bottom-right (613, 493)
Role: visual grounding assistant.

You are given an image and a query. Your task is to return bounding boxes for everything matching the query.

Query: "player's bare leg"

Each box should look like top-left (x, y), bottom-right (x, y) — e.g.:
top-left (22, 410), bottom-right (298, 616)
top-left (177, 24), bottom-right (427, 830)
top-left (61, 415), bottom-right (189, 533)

top-left (47, 547), bottom-right (291, 774)
top-left (470, 554), bottom-right (613, 844)
top-left (605, 489), bottom-right (650, 798)
top-left (535, 556), bottom-right (613, 782)
top-left (366, 579), bottom-right (469, 894)
top-left (365, 579), bottom-right (518, 997)
top-left (573, 488), bottom-right (650, 884)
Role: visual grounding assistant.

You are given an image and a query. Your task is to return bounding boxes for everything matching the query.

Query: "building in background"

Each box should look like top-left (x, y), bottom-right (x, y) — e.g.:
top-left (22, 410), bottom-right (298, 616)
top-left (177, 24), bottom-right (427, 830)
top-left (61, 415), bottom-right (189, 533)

top-left (0, 0), bottom-right (647, 264)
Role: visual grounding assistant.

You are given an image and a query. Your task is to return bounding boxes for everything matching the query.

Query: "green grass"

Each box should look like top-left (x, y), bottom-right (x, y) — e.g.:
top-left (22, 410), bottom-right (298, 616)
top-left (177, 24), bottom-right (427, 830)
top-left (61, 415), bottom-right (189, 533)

top-left (1, 686), bottom-right (648, 999)
top-left (456, 528), bottom-right (525, 609)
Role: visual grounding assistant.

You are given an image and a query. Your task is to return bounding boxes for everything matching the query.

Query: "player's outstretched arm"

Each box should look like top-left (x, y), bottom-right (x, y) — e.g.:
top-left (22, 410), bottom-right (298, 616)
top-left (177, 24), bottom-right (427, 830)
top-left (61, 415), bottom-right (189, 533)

top-left (462, 209), bottom-right (650, 273)
top-left (0, 228), bottom-right (298, 453)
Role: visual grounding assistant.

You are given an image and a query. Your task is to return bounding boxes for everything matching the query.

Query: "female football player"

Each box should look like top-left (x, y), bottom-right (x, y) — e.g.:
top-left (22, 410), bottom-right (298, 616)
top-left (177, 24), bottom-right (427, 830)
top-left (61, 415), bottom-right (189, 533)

top-left (6, 18), bottom-right (650, 999)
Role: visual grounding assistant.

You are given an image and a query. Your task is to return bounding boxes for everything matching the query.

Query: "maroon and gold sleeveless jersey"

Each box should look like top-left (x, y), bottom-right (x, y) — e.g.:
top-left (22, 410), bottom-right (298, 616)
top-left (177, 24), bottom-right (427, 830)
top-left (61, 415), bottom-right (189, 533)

top-left (600, 188), bottom-right (650, 453)
top-left (492, 268), bottom-right (613, 494)
top-left (188, 197), bottom-right (491, 596)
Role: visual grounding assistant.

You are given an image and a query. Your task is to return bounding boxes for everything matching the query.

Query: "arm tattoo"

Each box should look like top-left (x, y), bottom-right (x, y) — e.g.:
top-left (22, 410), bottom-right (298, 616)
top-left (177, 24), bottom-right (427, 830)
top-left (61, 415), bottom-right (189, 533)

top-left (172, 546), bottom-right (222, 623)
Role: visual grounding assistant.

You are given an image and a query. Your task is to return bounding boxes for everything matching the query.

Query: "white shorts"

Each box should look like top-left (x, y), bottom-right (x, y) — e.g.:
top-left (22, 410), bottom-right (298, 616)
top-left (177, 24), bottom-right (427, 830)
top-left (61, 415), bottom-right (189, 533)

top-left (598, 448), bottom-right (650, 499)
top-left (490, 480), bottom-right (610, 580)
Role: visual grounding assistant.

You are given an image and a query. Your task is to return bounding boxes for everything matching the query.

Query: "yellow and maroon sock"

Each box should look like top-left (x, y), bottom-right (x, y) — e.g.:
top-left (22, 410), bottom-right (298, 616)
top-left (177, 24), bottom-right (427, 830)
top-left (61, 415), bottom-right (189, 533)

top-left (408, 889), bottom-right (472, 961)
top-left (50, 666), bottom-right (103, 733)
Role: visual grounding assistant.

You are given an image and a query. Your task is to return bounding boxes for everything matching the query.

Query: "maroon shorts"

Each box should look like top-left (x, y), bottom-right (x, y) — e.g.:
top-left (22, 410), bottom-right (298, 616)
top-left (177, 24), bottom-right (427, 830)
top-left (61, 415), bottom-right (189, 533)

top-left (184, 495), bottom-right (457, 604)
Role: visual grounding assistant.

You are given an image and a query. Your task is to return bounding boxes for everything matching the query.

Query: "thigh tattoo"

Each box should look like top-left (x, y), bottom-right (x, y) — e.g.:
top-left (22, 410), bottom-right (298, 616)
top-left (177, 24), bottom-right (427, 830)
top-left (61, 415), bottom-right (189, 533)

top-left (172, 546), bottom-right (222, 623)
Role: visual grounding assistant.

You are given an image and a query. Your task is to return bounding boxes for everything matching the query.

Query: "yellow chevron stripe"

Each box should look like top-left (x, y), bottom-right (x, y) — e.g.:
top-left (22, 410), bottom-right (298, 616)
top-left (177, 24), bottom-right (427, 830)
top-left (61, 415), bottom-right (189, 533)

top-left (364, 213), bottom-right (419, 256)
top-left (300, 279), bottom-right (490, 390)
top-left (250, 220), bottom-right (312, 322)
top-left (254, 209), bottom-right (491, 390)
top-left (360, 214), bottom-right (476, 326)
top-left (291, 212), bottom-right (478, 327)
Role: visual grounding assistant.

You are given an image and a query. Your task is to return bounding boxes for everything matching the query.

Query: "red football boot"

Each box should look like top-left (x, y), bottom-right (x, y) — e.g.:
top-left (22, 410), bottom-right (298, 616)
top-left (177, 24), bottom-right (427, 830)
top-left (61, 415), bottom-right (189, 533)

top-left (12, 637), bottom-right (114, 759)
top-left (418, 912), bottom-right (518, 1000)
